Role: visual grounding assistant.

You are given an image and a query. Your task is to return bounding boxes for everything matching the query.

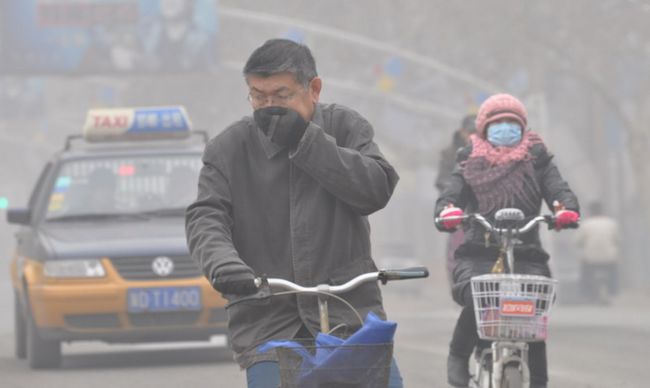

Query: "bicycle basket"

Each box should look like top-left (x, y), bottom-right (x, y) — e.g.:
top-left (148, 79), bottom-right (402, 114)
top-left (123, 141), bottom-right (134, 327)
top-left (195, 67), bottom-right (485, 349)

top-left (275, 341), bottom-right (393, 388)
top-left (470, 274), bottom-right (558, 341)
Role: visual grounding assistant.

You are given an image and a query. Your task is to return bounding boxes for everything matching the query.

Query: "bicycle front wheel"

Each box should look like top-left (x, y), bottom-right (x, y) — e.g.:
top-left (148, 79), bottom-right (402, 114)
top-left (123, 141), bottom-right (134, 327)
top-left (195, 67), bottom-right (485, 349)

top-left (500, 363), bottom-right (523, 388)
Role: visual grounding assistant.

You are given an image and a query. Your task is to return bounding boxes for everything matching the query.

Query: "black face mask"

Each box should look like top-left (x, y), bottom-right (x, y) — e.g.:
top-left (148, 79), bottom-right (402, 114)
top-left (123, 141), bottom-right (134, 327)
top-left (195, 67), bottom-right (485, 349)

top-left (253, 106), bottom-right (288, 136)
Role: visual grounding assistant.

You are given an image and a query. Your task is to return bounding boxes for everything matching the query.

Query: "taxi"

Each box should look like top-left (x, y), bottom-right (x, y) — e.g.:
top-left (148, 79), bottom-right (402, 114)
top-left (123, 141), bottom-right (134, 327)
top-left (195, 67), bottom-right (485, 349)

top-left (6, 106), bottom-right (228, 369)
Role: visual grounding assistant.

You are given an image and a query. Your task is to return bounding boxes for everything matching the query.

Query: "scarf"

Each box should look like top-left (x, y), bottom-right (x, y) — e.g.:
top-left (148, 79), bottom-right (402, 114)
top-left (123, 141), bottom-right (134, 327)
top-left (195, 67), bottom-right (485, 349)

top-left (461, 131), bottom-right (545, 216)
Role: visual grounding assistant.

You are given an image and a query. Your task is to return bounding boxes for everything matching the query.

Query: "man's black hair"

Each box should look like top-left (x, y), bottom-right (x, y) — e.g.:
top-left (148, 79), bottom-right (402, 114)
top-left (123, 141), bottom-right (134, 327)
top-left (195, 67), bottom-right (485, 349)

top-left (243, 39), bottom-right (318, 87)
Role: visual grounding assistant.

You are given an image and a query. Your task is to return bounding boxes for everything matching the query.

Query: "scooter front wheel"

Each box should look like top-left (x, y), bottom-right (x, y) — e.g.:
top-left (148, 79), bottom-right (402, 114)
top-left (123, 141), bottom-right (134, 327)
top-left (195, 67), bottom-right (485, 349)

top-left (500, 363), bottom-right (523, 388)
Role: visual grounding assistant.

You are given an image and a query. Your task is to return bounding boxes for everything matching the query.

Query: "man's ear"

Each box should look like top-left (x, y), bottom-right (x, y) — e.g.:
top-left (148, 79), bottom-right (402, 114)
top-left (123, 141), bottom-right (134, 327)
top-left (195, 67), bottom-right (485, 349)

top-left (309, 77), bottom-right (322, 103)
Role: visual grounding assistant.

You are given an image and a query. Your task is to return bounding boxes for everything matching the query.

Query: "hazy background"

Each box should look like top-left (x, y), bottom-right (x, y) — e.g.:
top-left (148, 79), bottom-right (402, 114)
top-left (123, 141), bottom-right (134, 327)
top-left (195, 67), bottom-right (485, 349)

top-left (1, 0), bottom-right (649, 293)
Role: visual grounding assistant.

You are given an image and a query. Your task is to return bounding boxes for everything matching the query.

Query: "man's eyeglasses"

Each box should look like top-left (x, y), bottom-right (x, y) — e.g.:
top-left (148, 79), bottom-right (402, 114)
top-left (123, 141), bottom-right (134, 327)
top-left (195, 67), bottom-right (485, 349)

top-left (247, 91), bottom-right (299, 107)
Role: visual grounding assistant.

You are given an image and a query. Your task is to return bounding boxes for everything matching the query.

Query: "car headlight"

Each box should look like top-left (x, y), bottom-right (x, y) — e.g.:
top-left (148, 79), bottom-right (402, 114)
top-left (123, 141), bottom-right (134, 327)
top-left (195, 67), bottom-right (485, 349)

top-left (43, 259), bottom-right (106, 278)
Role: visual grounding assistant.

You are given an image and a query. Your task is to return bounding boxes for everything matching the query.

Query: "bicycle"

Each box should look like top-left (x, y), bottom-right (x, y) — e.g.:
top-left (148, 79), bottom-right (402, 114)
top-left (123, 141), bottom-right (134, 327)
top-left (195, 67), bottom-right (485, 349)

top-left (229, 267), bottom-right (430, 388)
top-left (435, 208), bottom-right (573, 388)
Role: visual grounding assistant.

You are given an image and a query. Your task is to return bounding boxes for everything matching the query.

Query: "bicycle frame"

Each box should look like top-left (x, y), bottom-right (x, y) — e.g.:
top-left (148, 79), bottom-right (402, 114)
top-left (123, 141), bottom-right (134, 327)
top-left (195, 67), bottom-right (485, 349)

top-left (479, 211), bottom-right (548, 388)
top-left (468, 211), bottom-right (549, 273)
top-left (437, 209), bottom-right (561, 388)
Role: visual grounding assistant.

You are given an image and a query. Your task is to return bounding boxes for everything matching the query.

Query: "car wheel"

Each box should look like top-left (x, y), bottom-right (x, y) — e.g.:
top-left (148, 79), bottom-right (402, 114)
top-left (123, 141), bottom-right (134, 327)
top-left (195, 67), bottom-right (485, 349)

top-left (26, 308), bottom-right (61, 369)
top-left (14, 294), bottom-right (27, 359)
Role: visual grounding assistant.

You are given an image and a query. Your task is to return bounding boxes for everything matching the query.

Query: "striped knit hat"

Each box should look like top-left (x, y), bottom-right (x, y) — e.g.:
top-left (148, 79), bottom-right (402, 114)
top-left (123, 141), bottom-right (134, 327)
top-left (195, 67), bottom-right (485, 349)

top-left (475, 93), bottom-right (528, 136)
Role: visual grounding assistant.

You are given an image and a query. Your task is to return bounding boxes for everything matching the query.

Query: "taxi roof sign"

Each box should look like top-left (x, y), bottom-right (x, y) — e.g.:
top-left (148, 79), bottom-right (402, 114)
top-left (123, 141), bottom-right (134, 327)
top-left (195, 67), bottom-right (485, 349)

top-left (83, 106), bottom-right (192, 142)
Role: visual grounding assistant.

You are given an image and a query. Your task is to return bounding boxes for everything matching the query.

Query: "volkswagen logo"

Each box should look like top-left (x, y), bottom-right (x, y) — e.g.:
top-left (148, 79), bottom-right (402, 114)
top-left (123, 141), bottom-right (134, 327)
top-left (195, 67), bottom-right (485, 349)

top-left (151, 256), bottom-right (174, 277)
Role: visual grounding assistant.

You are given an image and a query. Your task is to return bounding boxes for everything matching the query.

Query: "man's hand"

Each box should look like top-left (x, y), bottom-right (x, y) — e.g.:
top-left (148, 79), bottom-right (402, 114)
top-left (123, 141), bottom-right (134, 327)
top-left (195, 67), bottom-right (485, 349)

top-left (211, 264), bottom-right (257, 296)
top-left (254, 106), bottom-right (309, 149)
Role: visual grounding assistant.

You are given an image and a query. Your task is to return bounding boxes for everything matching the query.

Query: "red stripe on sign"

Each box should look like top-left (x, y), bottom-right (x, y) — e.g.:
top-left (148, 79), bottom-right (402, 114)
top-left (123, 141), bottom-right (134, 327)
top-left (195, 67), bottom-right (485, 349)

top-left (500, 299), bottom-right (536, 317)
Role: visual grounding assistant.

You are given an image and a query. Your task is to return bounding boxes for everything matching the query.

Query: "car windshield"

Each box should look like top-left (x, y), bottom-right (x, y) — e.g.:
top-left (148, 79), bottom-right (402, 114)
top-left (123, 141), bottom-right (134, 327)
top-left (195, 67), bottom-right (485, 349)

top-left (45, 154), bottom-right (201, 221)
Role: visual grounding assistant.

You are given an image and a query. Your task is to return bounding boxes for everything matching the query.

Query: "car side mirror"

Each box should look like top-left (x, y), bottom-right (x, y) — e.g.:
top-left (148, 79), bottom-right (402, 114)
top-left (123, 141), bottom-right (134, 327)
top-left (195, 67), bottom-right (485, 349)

top-left (7, 208), bottom-right (31, 225)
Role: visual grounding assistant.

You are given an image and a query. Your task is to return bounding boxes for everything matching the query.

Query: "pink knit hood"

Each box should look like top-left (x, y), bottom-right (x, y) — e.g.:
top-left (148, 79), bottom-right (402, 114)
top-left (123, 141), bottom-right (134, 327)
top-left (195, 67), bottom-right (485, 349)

top-left (475, 93), bottom-right (528, 136)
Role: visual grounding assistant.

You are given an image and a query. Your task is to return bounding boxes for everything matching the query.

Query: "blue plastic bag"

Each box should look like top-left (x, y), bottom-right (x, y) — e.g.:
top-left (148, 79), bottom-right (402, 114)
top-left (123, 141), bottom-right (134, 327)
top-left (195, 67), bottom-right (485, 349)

top-left (258, 312), bottom-right (396, 387)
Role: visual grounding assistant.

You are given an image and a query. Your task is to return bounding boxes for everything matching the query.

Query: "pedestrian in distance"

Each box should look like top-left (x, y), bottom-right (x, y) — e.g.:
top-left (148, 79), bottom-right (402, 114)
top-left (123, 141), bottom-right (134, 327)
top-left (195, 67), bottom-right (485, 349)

top-left (434, 93), bottom-right (580, 388)
top-left (185, 38), bottom-right (402, 388)
top-left (435, 114), bottom-right (477, 289)
top-left (435, 114), bottom-right (477, 193)
top-left (575, 200), bottom-right (620, 304)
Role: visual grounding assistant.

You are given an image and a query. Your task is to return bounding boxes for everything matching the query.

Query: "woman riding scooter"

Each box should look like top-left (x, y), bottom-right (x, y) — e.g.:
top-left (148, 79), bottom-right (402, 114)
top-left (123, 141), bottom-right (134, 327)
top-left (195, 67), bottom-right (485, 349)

top-left (434, 93), bottom-right (580, 388)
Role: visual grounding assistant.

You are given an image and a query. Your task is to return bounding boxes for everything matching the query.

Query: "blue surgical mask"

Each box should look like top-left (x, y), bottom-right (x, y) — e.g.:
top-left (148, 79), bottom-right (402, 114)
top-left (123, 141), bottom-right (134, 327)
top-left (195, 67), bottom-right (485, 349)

top-left (486, 122), bottom-right (523, 147)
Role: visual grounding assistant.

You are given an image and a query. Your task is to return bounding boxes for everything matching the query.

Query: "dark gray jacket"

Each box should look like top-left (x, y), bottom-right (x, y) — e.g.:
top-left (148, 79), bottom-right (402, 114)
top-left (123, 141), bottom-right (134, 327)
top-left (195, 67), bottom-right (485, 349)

top-left (186, 103), bottom-right (399, 368)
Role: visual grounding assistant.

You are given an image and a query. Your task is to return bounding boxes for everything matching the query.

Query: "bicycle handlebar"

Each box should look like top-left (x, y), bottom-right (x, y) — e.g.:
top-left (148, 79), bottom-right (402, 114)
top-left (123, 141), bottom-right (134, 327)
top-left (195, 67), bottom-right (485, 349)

top-left (379, 266), bottom-right (431, 284)
top-left (256, 266), bottom-right (430, 294)
top-left (227, 267), bottom-right (429, 310)
top-left (435, 213), bottom-right (560, 233)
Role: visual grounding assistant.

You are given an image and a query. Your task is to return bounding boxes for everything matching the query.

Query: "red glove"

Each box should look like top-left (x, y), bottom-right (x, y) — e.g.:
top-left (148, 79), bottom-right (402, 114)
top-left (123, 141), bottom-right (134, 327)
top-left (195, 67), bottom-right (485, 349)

top-left (555, 209), bottom-right (579, 229)
top-left (439, 206), bottom-right (464, 230)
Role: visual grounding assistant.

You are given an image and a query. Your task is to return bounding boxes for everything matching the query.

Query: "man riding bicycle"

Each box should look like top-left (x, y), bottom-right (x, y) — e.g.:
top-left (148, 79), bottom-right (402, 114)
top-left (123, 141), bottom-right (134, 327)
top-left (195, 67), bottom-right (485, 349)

top-left (185, 38), bottom-right (402, 388)
top-left (434, 93), bottom-right (580, 388)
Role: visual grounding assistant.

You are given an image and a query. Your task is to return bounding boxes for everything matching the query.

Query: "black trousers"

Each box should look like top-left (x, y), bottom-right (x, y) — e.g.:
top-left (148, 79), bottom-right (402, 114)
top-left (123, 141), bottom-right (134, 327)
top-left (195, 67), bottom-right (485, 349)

top-left (450, 292), bottom-right (548, 385)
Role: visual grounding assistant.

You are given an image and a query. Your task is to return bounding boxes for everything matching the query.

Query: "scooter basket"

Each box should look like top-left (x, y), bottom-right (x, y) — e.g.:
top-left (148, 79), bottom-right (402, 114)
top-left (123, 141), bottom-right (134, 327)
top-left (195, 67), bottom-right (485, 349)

top-left (470, 274), bottom-right (558, 341)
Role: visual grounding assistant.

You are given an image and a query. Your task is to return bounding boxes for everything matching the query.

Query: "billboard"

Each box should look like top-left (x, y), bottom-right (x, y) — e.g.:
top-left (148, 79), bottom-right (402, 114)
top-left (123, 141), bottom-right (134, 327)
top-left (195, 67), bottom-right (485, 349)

top-left (0, 0), bottom-right (219, 75)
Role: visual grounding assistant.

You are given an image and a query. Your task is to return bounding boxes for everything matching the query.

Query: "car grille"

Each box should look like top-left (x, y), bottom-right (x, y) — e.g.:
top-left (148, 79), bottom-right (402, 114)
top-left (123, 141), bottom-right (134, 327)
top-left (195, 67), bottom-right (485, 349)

top-left (110, 255), bottom-right (202, 280)
top-left (128, 311), bottom-right (201, 327)
top-left (65, 313), bottom-right (121, 329)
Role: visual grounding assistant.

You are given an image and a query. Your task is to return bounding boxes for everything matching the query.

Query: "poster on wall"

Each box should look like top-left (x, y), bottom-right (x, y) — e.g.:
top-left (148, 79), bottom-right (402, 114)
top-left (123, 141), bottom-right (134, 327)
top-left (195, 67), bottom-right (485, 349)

top-left (0, 0), bottom-right (219, 75)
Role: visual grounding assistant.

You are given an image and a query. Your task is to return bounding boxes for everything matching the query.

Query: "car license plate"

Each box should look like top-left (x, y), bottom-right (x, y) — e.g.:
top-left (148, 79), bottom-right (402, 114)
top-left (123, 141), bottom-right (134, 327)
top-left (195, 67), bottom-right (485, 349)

top-left (127, 286), bottom-right (202, 313)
